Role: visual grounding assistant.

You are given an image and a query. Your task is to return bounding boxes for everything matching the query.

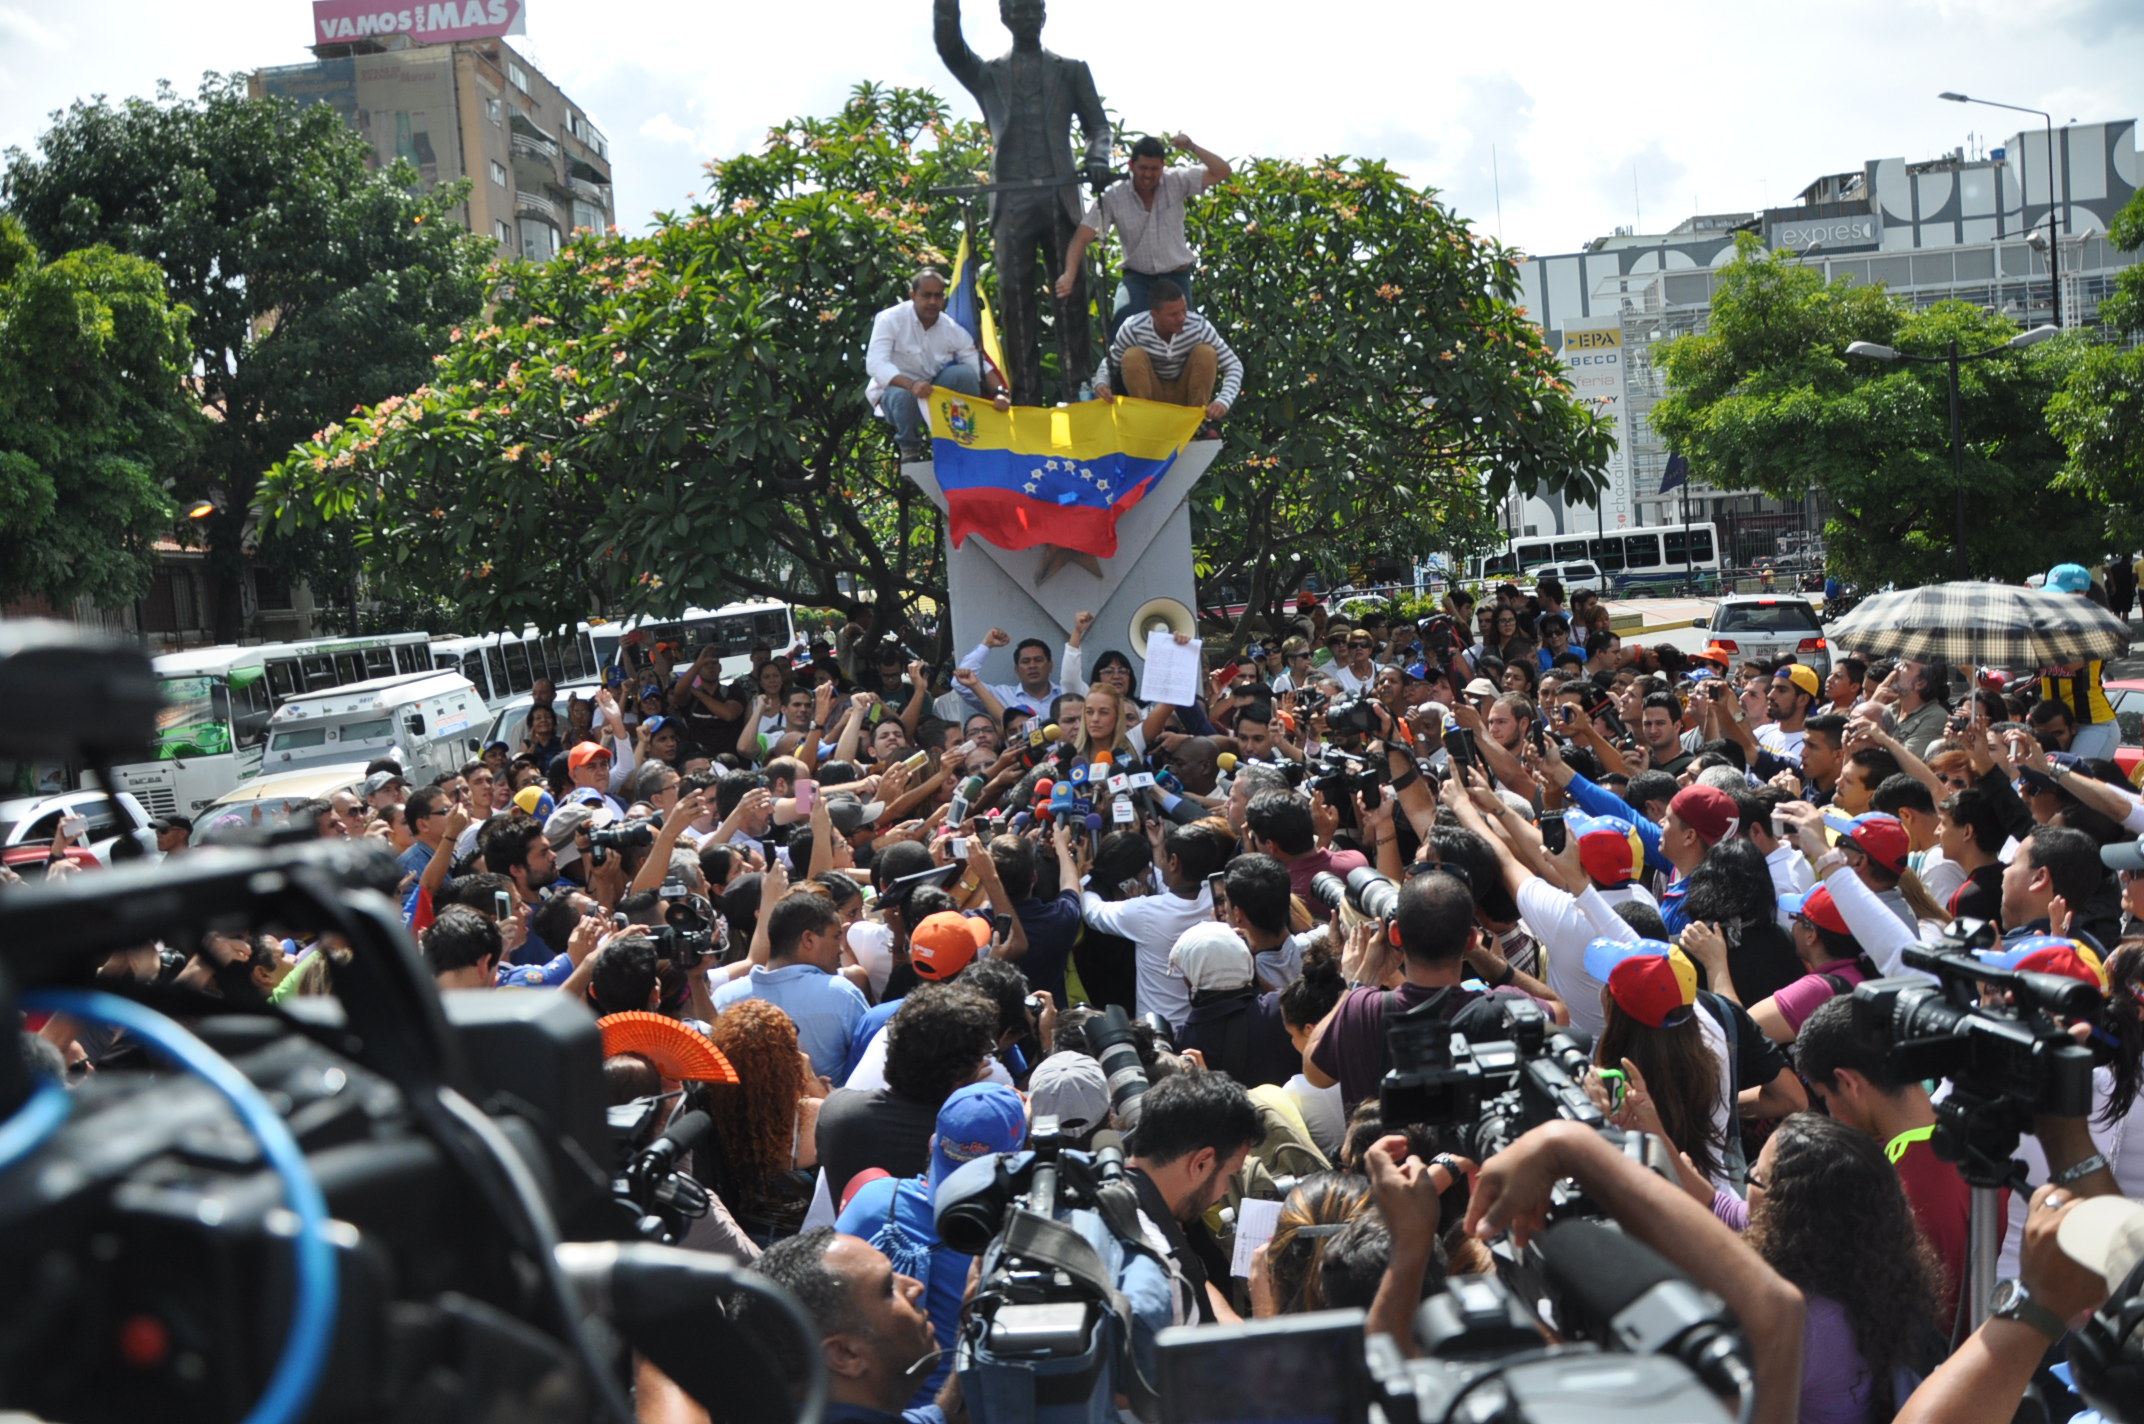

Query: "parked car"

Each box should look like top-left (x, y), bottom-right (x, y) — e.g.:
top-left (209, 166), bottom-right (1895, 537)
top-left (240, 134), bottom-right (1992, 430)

top-left (190, 765), bottom-right (373, 846)
top-left (1525, 561), bottom-right (1604, 595)
top-left (2104, 678), bottom-right (2144, 785)
top-left (1691, 595), bottom-right (1832, 676)
top-left (0, 787), bottom-right (155, 867)
top-left (481, 678), bottom-right (607, 760)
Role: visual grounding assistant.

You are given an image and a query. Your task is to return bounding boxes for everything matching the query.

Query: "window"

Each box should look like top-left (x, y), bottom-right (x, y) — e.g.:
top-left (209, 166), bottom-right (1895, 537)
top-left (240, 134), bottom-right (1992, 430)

top-left (1589, 537), bottom-right (1626, 572)
top-left (489, 160), bottom-right (507, 187)
top-left (302, 655), bottom-right (336, 690)
top-left (1689, 530), bottom-right (1715, 561)
top-left (485, 97), bottom-right (502, 124)
top-left (1553, 539), bottom-right (1588, 562)
top-left (508, 61), bottom-right (529, 93)
top-left (495, 219), bottom-right (512, 246)
top-left (267, 660), bottom-right (301, 701)
top-left (571, 198), bottom-right (605, 232)
top-left (461, 652), bottom-right (490, 697)
top-left (396, 646), bottom-right (425, 674)
top-left (487, 646), bottom-right (510, 695)
top-left (503, 640), bottom-right (533, 693)
top-left (253, 567), bottom-right (294, 612)
top-left (2113, 689), bottom-right (2144, 745)
top-left (519, 218), bottom-right (558, 262)
top-left (364, 648), bottom-right (397, 676)
top-left (1514, 542), bottom-right (1553, 569)
top-left (1711, 601), bottom-right (1823, 634)
top-left (1622, 534), bottom-right (1661, 568)
top-left (334, 653), bottom-right (365, 685)
top-left (232, 675), bottom-right (272, 750)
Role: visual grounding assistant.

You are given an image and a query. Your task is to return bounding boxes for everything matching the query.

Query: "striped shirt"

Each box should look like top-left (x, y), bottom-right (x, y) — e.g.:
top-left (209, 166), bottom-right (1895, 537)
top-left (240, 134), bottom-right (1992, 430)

top-left (1108, 309), bottom-right (1244, 409)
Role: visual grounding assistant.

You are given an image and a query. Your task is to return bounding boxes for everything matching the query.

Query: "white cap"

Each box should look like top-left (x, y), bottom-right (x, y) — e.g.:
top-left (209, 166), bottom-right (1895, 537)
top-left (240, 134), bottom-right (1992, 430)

top-left (2058, 1195), bottom-right (2144, 1289)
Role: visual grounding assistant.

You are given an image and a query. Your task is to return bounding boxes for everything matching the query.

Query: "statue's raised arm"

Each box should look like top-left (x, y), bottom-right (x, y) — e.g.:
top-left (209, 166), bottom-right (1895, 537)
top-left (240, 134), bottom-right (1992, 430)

top-left (933, 0), bottom-right (984, 95)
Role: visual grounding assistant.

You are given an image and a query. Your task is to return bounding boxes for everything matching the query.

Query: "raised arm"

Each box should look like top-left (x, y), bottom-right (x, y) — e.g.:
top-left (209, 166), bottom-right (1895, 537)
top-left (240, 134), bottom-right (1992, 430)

top-left (931, 0), bottom-right (983, 90)
top-left (1172, 132), bottom-right (1231, 185)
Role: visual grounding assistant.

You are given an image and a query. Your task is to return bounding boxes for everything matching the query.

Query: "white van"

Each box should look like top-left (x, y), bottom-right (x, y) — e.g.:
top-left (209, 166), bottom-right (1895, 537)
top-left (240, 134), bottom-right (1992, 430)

top-left (263, 671), bottom-right (486, 786)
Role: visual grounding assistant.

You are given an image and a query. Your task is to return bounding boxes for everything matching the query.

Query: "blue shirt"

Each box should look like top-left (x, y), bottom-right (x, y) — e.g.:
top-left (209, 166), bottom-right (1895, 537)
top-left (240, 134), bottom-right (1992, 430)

top-left (843, 999), bottom-right (904, 1085)
top-left (712, 961), bottom-right (869, 1080)
top-left (1014, 890), bottom-right (1082, 1008)
top-left (397, 842), bottom-right (434, 921)
top-left (837, 1175), bottom-right (970, 1407)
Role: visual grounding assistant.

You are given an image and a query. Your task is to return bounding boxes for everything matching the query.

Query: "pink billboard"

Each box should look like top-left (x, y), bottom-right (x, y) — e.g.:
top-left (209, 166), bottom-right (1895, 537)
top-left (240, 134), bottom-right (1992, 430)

top-left (313, 0), bottom-right (527, 46)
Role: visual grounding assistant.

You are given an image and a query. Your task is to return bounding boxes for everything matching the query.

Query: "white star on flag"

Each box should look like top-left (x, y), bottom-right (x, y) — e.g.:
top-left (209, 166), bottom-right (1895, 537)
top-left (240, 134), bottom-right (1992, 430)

top-left (1023, 480), bottom-right (1038, 493)
top-left (1079, 467), bottom-right (1094, 481)
top-left (1097, 480), bottom-right (1110, 492)
top-left (1044, 459), bottom-right (1060, 472)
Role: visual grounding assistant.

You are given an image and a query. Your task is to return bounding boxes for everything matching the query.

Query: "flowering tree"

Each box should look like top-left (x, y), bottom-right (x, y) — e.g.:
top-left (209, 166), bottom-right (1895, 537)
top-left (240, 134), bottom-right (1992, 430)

top-left (264, 86), bottom-right (1610, 641)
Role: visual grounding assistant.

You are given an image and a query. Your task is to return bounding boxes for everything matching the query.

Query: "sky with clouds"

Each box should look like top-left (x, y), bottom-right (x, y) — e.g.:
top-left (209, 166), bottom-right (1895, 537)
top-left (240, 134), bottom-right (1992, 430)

top-left (2, 0), bottom-right (2138, 259)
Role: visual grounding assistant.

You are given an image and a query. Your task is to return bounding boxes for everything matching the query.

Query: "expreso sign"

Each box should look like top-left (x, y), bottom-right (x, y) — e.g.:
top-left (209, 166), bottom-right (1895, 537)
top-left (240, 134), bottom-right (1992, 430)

top-left (313, 0), bottom-right (527, 45)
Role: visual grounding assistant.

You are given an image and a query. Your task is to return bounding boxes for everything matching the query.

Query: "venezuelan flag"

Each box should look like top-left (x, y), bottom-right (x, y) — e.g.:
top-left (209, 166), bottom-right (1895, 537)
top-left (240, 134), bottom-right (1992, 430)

top-left (945, 230), bottom-right (1005, 390)
top-left (927, 395), bottom-right (1203, 558)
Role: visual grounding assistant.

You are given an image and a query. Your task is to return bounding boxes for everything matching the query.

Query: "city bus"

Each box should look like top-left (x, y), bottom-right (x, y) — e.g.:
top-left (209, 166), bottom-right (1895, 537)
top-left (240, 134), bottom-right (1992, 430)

top-left (609, 601), bottom-right (801, 681)
top-left (1469, 522), bottom-right (1722, 592)
top-left (111, 632), bottom-right (433, 819)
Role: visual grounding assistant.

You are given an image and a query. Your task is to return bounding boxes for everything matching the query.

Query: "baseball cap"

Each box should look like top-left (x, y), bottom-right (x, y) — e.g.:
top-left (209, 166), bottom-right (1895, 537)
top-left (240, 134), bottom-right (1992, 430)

top-left (2102, 834), bottom-right (2144, 875)
top-left (1833, 812), bottom-right (1909, 874)
top-left (1167, 922), bottom-right (1256, 993)
top-left (910, 910), bottom-right (990, 980)
top-left (511, 786), bottom-right (556, 818)
top-left (1694, 643), bottom-right (1736, 667)
top-left (1973, 935), bottom-right (2108, 990)
top-left (1027, 1051), bottom-right (1111, 1138)
top-left (567, 741), bottom-right (614, 771)
top-left (543, 800), bottom-right (616, 870)
top-left (598, 1011), bottom-right (739, 1083)
top-left (1774, 664), bottom-right (1821, 700)
top-left (2057, 1196), bottom-right (2144, 1290)
top-left (1582, 938), bottom-right (1698, 1027)
top-left (364, 770), bottom-right (405, 797)
top-left (642, 715), bottom-right (669, 736)
top-left (929, 1082), bottom-right (1028, 1192)
top-left (825, 792), bottom-right (887, 835)
top-left (148, 813), bottom-right (194, 833)
top-left (1569, 810), bottom-right (1644, 886)
top-left (1780, 884), bottom-right (1849, 935)
top-left (2046, 562), bottom-right (2094, 594)
top-left (1464, 677), bottom-right (1500, 699)
top-left (1668, 785), bottom-right (1740, 846)
top-left (483, 739), bottom-right (510, 754)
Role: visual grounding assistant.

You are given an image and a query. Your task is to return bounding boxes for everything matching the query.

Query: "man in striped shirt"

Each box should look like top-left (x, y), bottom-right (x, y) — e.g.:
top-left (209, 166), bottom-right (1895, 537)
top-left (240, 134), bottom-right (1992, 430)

top-left (1094, 280), bottom-right (1242, 420)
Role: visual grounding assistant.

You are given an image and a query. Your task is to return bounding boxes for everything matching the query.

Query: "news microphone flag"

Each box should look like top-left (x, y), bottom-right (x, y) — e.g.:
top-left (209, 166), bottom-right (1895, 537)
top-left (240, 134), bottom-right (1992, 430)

top-left (1658, 453), bottom-right (1689, 495)
top-left (926, 395), bottom-right (1204, 558)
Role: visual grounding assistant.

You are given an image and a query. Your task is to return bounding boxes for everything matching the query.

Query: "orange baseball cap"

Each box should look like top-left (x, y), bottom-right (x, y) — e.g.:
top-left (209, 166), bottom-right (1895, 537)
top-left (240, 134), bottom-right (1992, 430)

top-left (911, 911), bottom-right (991, 980)
top-left (567, 741), bottom-right (614, 771)
top-left (598, 1011), bottom-right (739, 1083)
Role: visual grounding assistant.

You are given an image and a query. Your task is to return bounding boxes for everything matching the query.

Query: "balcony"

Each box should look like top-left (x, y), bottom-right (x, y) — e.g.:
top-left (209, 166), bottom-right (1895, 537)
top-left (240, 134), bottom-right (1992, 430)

top-left (566, 175), bottom-right (608, 207)
top-left (510, 131), bottom-right (557, 163)
top-left (515, 190), bottom-right (558, 221)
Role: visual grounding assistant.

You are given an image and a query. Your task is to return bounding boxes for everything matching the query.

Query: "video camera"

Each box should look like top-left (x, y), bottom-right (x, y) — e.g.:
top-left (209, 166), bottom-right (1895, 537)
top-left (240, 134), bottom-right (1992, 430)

top-left (656, 878), bottom-right (722, 970)
top-left (1852, 941), bottom-right (2097, 1186)
top-left (587, 815), bottom-right (659, 863)
top-left (0, 621), bottom-right (825, 1424)
top-left (934, 1116), bottom-right (1175, 1424)
top-left (609, 1101), bottom-right (715, 1245)
top-left (1310, 749), bottom-right (1384, 832)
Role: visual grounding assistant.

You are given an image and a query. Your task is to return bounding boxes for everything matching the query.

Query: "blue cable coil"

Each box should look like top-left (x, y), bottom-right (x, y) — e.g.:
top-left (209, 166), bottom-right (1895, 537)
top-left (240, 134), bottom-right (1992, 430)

top-left (15, 989), bottom-right (339, 1424)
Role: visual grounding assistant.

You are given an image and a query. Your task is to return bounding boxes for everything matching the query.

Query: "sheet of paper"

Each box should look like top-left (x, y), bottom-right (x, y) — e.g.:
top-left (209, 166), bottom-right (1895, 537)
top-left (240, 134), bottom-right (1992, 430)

top-left (1230, 1196), bottom-right (1284, 1278)
top-left (1141, 630), bottom-right (1203, 708)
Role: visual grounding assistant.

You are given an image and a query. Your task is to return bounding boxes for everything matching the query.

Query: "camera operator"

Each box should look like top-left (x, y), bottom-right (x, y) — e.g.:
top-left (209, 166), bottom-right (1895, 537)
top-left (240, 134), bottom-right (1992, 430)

top-left (1124, 1071), bottom-right (1267, 1325)
top-left (738, 1228), bottom-right (965, 1424)
top-left (1301, 871), bottom-right (1534, 1114)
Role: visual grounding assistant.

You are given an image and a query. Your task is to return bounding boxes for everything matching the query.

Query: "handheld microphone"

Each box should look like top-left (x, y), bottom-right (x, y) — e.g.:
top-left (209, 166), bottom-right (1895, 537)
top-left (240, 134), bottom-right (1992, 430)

top-left (1216, 752), bottom-right (1238, 773)
top-left (638, 1109), bottom-right (712, 1178)
top-left (1068, 759), bottom-right (1091, 787)
top-left (1534, 1220), bottom-right (1751, 1402)
top-left (1009, 811), bottom-right (1031, 831)
top-left (1031, 777), bottom-right (1055, 805)
top-left (1084, 812), bottom-right (1103, 838)
top-left (1090, 750), bottom-right (1114, 779)
top-left (1049, 783), bottom-right (1075, 824)
top-left (949, 774), bottom-right (985, 827)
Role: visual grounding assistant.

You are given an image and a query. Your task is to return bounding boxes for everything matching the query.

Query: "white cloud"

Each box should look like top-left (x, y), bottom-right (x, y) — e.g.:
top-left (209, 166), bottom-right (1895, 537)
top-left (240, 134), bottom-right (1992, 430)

top-left (637, 112), bottom-right (697, 147)
top-left (0, 5), bottom-right (67, 51)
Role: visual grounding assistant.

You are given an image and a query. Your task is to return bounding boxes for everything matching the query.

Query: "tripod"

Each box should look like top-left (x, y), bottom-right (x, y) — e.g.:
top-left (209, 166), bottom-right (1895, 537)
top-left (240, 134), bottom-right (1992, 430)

top-left (1931, 1087), bottom-right (2034, 1337)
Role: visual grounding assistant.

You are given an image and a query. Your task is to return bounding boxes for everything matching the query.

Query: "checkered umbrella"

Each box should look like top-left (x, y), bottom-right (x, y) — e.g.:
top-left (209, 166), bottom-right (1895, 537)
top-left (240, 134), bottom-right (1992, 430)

top-left (1826, 582), bottom-right (2131, 668)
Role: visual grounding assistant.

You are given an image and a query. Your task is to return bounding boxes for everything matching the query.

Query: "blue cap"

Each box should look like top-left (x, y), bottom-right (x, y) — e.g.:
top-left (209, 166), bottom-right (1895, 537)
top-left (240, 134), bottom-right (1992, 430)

top-left (2047, 563), bottom-right (2094, 594)
top-left (1405, 661), bottom-right (1430, 680)
top-left (929, 1082), bottom-right (1027, 1191)
top-left (642, 715), bottom-right (668, 735)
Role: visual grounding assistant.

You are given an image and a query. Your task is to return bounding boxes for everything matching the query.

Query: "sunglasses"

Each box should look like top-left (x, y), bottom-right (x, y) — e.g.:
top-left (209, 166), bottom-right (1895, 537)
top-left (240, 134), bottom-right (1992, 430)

top-left (1405, 860), bottom-right (1471, 882)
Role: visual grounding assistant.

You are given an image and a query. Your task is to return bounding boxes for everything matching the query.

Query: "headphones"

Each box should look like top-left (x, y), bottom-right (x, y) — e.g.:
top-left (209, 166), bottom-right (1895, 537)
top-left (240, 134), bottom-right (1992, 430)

top-left (2069, 1250), bottom-right (2144, 1421)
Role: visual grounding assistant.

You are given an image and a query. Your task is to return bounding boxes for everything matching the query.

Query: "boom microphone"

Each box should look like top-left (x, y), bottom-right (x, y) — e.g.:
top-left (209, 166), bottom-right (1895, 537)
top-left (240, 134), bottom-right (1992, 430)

top-left (1534, 1220), bottom-right (1751, 1402)
top-left (639, 1109), bottom-right (712, 1178)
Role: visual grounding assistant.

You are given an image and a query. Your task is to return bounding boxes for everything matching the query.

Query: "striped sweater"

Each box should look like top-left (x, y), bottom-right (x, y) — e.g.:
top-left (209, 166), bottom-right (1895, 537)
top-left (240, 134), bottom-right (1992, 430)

top-left (1107, 309), bottom-right (1244, 408)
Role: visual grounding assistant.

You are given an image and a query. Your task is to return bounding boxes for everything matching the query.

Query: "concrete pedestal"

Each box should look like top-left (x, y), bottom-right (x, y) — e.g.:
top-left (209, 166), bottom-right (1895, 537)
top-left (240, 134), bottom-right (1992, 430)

top-left (901, 440), bottom-right (1221, 684)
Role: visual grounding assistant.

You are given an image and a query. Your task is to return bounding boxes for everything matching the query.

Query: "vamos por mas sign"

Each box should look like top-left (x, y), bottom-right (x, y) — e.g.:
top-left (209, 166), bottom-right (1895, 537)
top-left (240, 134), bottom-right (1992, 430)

top-left (314, 0), bottom-right (527, 45)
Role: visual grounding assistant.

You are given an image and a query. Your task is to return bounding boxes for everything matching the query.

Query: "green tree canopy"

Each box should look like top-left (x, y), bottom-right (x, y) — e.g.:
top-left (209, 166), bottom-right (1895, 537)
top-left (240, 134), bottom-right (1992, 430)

top-left (0, 215), bottom-right (197, 608)
top-left (263, 83), bottom-right (1610, 642)
top-left (1650, 233), bottom-right (2093, 587)
top-left (2047, 188), bottom-right (2144, 546)
top-left (3, 74), bottom-right (493, 635)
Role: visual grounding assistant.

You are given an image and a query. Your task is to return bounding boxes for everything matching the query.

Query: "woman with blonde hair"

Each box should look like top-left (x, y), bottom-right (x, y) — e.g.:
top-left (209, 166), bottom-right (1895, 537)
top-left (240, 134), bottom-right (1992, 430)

top-left (1071, 682), bottom-right (1173, 763)
top-left (704, 999), bottom-right (823, 1244)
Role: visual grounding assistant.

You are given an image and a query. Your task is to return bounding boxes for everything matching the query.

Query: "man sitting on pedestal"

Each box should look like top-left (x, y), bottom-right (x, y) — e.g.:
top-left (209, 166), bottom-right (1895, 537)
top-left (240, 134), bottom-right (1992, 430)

top-left (1094, 280), bottom-right (1241, 423)
top-left (865, 266), bottom-right (1010, 461)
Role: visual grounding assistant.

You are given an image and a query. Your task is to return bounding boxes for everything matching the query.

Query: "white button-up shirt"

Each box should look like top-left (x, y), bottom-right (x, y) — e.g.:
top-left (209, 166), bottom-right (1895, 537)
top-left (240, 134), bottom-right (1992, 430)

top-left (1082, 166), bottom-right (1208, 275)
top-left (864, 300), bottom-right (979, 411)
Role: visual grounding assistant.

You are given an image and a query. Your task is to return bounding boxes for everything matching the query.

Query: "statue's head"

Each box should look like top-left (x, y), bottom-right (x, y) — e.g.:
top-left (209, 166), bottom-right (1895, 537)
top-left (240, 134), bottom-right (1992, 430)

top-left (999, 0), bottom-right (1045, 44)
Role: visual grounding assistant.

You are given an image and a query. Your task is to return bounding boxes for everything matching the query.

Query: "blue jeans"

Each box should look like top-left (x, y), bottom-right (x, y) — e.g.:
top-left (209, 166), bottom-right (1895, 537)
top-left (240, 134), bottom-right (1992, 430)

top-left (880, 362), bottom-right (981, 450)
top-left (1112, 267), bottom-right (1195, 338)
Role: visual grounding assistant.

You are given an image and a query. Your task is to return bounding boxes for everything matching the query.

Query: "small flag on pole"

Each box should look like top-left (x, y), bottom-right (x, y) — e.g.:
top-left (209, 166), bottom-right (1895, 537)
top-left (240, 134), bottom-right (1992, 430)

top-left (947, 228), bottom-right (1005, 393)
top-left (1659, 453), bottom-right (1689, 495)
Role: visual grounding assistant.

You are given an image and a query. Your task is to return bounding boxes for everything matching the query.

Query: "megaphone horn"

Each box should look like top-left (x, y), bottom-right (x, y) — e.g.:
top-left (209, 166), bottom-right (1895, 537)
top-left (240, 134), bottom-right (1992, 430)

top-left (1127, 597), bottom-right (1196, 651)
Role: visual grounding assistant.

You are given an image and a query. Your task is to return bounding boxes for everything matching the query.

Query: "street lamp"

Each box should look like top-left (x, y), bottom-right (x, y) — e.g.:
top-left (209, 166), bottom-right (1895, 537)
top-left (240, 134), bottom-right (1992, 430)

top-left (1847, 325), bottom-right (2059, 579)
top-left (1939, 92), bottom-right (2062, 328)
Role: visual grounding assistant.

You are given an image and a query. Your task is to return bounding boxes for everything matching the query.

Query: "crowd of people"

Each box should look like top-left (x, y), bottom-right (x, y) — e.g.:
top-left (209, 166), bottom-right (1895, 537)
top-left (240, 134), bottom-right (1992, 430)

top-left (15, 559), bottom-right (2144, 1424)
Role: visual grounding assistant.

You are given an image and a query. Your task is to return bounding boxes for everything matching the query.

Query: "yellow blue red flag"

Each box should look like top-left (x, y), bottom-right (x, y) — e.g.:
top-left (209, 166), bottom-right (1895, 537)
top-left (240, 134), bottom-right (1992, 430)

top-left (926, 395), bottom-right (1203, 558)
top-left (946, 230), bottom-right (1005, 389)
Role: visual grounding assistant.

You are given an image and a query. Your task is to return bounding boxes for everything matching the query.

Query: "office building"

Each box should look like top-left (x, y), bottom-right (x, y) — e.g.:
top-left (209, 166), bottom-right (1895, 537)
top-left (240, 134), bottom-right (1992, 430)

top-left (253, 34), bottom-right (613, 261)
top-left (1506, 117), bottom-right (2140, 563)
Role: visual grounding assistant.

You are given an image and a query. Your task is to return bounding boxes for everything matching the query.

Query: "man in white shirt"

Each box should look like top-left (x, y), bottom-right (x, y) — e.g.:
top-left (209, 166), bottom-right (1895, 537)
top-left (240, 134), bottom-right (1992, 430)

top-left (863, 268), bottom-right (1009, 459)
top-left (1054, 132), bottom-right (1230, 336)
top-left (1057, 820), bottom-right (1222, 1030)
top-left (1756, 664), bottom-right (1819, 760)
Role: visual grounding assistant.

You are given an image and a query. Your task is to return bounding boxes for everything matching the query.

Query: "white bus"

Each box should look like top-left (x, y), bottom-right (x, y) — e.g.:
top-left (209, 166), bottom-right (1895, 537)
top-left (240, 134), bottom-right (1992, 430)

top-left (112, 632), bottom-right (433, 819)
top-left (1470, 522), bottom-right (1722, 592)
top-left (430, 624), bottom-right (611, 707)
top-left (610, 601), bottom-right (801, 681)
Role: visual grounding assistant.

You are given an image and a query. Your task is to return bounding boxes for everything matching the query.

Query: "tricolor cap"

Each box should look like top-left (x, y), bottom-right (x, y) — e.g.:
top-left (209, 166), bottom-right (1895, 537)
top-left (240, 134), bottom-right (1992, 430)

top-left (1582, 937), bottom-right (1699, 1027)
top-left (1774, 664), bottom-right (1821, 700)
top-left (1780, 884), bottom-right (1850, 935)
top-left (1973, 935), bottom-right (2107, 991)
top-left (1827, 811), bottom-right (1909, 874)
top-left (929, 1082), bottom-right (1029, 1192)
top-left (1569, 810), bottom-right (1644, 886)
top-left (511, 786), bottom-right (556, 818)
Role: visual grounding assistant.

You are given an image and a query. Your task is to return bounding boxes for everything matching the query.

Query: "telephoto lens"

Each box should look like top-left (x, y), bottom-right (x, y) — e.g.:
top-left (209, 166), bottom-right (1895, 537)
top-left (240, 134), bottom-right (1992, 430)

top-left (1084, 1005), bottom-right (1151, 1130)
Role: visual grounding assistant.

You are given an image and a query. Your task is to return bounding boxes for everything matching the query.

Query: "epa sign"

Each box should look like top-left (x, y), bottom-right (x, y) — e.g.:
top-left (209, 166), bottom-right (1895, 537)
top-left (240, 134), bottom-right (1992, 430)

top-left (313, 0), bottom-right (527, 45)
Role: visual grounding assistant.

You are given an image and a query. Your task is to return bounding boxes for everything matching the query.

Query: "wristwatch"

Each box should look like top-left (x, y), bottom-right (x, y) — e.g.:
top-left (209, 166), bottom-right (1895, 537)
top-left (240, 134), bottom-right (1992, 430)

top-left (1988, 1278), bottom-right (2065, 1342)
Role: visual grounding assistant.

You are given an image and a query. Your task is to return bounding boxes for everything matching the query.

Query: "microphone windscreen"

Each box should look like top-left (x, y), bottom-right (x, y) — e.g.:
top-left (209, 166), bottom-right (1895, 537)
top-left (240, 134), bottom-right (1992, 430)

top-left (1534, 1220), bottom-right (1684, 1337)
top-left (958, 774), bottom-right (985, 800)
top-left (1216, 752), bottom-right (1238, 772)
top-left (656, 1109), bottom-right (713, 1155)
top-left (1084, 812), bottom-right (1103, 834)
top-left (1032, 778), bottom-right (1055, 800)
top-left (1043, 723), bottom-right (1061, 739)
top-left (1091, 750), bottom-right (1113, 771)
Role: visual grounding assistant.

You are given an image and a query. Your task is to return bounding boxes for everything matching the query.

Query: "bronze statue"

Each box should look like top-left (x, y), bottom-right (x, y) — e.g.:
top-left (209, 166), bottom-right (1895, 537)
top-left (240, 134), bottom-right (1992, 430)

top-left (933, 0), bottom-right (1111, 406)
